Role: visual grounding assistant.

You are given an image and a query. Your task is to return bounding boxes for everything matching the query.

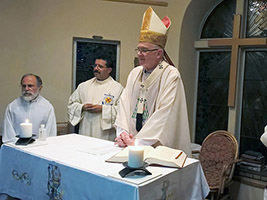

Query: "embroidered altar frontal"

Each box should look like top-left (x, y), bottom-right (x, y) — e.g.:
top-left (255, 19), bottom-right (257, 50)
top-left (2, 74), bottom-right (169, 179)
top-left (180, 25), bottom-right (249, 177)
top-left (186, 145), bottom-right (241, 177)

top-left (0, 134), bottom-right (209, 200)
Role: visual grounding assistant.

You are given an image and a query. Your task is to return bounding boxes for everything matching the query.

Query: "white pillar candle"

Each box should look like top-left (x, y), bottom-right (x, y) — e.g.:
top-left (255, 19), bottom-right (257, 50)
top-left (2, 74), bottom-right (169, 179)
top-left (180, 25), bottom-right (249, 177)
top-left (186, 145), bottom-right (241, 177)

top-left (128, 146), bottom-right (144, 168)
top-left (20, 119), bottom-right (32, 138)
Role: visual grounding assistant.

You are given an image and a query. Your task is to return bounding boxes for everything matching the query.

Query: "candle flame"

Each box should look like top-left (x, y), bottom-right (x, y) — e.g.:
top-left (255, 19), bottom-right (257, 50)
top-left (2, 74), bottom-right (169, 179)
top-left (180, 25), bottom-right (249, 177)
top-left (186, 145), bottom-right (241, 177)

top-left (134, 139), bottom-right (139, 146)
top-left (25, 119), bottom-right (29, 123)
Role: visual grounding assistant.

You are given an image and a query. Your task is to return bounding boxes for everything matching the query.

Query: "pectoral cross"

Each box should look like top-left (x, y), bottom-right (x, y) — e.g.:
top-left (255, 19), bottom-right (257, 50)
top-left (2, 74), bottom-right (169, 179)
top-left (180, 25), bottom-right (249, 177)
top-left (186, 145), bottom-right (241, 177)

top-left (208, 15), bottom-right (267, 107)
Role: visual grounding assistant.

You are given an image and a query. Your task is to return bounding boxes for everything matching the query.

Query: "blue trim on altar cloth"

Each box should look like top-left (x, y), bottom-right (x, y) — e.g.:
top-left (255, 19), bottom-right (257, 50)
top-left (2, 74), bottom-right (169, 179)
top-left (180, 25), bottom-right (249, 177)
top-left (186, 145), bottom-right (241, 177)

top-left (47, 164), bottom-right (63, 200)
top-left (159, 180), bottom-right (174, 200)
top-left (12, 169), bottom-right (31, 186)
top-left (0, 134), bottom-right (209, 200)
top-left (0, 145), bottom-right (139, 200)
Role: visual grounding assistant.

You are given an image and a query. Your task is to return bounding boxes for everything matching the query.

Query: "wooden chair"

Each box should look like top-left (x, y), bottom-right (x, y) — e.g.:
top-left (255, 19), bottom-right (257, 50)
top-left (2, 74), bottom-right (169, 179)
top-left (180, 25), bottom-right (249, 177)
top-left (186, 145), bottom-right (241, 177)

top-left (199, 130), bottom-right (241, 200)
top-left (56, 122), bottom-right (71, 136)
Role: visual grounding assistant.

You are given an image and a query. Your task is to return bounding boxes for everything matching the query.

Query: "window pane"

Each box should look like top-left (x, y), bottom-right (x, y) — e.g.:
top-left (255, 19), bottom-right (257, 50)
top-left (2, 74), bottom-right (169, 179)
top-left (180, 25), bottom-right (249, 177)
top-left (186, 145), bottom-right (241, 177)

top-left (76, 41), bottom-right (117, 87)
top-left (241, 51), bottom-right (267, 158)
top-left (247, 0), bottom-right (267, 37)
top-left (195, 52), bottom-right (230, 144)
top-left (201, 0), bottom-right (236, 38)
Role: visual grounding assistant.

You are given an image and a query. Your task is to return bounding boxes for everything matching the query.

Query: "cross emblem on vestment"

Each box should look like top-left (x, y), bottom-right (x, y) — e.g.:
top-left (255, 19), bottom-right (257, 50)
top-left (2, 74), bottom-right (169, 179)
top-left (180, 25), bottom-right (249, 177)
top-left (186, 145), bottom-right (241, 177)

top-left (208, 14), bottom-right (267, 107)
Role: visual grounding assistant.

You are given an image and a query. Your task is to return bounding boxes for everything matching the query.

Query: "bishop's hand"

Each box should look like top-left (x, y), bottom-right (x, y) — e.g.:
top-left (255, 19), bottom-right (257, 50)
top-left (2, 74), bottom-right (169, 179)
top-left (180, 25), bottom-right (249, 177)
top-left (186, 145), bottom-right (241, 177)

top-left (115, 132), bottom-right (135, 147)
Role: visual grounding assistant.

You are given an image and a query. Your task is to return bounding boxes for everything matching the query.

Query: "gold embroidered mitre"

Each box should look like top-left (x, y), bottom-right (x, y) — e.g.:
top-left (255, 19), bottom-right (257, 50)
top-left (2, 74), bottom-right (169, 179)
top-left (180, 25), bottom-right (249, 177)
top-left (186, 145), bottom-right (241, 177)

top-left (139, 7), bottom-right (171, 48)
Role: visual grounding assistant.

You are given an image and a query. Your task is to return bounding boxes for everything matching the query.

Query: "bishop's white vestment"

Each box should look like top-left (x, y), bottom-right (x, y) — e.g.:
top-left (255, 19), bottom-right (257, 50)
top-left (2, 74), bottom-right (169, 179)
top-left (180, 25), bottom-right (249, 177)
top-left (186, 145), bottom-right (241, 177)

top-left (115, 60), bottom-right (191, 155)
top-left (68, 76), bottom-right (123, 141)
top-left (2, 95), bottom-right (57, 143)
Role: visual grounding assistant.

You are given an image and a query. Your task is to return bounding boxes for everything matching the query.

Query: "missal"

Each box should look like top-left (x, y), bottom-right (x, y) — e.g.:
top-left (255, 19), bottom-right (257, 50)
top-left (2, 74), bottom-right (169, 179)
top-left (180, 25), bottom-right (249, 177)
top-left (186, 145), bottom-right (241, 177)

top-left (106, 145), bottom-right (187, 168)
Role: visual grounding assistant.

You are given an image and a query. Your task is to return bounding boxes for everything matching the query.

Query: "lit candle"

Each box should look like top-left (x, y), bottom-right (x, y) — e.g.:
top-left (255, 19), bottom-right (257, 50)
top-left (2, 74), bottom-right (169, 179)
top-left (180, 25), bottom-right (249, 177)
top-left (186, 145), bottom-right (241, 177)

top-left (20, 119), bottom-right (32, 138)
top-left (128, 142), bottom-right (144, 168)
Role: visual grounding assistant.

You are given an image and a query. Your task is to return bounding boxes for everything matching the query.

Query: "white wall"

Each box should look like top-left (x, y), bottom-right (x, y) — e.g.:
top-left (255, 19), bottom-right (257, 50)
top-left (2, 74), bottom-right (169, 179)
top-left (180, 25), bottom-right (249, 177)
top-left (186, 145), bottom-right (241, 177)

top-left (0, 0), bottom-right (265, 198)
top-left (0, 0), bottom-right (184, 128)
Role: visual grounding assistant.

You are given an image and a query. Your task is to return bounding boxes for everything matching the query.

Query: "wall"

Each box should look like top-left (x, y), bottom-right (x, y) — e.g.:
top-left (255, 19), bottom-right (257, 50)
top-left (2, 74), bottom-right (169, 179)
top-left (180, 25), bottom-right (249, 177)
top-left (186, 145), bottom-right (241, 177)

top-left (0, 0), bottom-right (187, 132)
top-left (179, 0), bottom-right (215, 141)
top-left (0, 0), bottom-right (28, 125)
top-left (0, 0), bottom-right (265, 198)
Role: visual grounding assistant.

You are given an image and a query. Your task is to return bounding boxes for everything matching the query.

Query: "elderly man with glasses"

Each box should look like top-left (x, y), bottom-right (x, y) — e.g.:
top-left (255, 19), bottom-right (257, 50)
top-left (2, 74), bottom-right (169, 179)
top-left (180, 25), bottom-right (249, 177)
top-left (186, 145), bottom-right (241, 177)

top-left (68, 56), bottom-right (123, 141)
top-left (114, 7), bottom-right (191, 156)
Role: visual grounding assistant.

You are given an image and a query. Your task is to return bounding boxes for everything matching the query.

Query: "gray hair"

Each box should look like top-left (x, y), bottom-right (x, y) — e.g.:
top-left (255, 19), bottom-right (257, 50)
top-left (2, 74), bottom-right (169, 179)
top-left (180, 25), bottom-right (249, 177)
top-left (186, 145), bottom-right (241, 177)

top-left (20, 73), bottom-right (43, 87)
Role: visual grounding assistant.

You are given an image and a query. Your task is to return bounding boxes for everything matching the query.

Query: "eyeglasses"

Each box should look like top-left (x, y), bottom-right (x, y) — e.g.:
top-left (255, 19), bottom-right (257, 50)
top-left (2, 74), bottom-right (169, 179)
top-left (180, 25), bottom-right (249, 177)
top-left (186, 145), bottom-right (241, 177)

top-left (93, 64), bottom-right (107, 69)
top-left (135, 48), bottom-right (159, 54)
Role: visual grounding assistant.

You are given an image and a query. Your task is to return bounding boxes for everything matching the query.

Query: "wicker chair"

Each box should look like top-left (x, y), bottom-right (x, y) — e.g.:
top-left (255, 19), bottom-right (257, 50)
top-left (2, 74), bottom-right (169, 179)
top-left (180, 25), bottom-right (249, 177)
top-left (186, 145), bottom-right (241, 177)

top-left (199, 130), bottom-right (241, 200)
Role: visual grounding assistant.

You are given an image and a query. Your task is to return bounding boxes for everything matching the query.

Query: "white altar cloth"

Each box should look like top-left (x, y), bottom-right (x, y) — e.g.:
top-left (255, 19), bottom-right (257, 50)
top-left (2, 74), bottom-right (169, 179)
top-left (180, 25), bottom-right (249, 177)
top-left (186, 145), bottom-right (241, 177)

top-left (0, 134), bottom-right (209, 200)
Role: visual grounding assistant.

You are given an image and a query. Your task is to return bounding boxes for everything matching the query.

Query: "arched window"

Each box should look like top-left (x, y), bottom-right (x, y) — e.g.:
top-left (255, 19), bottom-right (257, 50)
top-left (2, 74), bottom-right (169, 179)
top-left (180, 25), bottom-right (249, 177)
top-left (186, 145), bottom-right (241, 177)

top-left (195, 0), bottom-right (236, 143)
top-left (195, 0), bottom-right (267, 180)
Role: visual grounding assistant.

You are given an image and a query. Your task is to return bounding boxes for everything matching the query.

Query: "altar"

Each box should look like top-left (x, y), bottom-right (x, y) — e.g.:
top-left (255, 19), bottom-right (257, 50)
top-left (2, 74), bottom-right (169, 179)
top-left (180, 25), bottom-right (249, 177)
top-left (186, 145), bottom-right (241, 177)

top-left (0, 134), bottom-right (209, 200)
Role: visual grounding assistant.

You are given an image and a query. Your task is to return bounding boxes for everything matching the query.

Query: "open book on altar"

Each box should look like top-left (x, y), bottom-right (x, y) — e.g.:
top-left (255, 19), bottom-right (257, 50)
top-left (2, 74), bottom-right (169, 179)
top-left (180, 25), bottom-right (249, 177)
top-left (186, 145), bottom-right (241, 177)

top-left (106, 145), bottom-right (187, 168)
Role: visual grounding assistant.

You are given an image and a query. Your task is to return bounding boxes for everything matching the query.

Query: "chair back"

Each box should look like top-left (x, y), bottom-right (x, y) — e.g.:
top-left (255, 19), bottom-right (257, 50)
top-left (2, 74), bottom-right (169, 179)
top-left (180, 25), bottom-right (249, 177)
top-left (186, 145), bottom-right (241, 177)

top-left (199, 130), bottom-right (238, 190)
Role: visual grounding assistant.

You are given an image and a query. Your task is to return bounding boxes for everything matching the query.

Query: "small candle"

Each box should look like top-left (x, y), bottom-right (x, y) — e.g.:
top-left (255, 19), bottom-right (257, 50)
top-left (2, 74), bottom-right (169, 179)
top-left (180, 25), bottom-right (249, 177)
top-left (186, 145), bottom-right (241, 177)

top-left (20, 119), bottom-right (32, 138)
top-left (128, 145), bottom-right (144, 168)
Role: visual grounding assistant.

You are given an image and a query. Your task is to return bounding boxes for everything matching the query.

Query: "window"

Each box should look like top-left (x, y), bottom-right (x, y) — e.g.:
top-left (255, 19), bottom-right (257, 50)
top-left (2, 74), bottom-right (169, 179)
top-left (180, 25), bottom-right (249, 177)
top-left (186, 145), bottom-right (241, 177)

top-left (195, 0), bottom-right (267, 181)
top-left (195, 51), bottom-right (230, 143)
top-left (196, 0), bottom-right (236, 143)
top-left (73, 38), bottom-right (120, 89)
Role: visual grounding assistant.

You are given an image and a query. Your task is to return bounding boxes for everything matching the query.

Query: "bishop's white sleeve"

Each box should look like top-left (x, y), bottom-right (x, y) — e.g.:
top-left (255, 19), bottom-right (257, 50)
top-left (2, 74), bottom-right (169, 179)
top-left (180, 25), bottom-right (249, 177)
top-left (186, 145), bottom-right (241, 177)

top-left (67, 89), bottom-right (84, 126)
top-left (137, 138), bottom-right (158, 146)
top-left (2, 106), bottom-right (17, 144)
top-left (116, 126), bottom-right (127, 137)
